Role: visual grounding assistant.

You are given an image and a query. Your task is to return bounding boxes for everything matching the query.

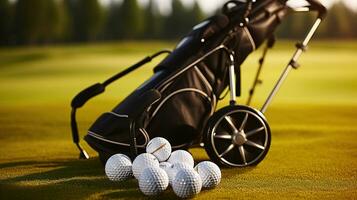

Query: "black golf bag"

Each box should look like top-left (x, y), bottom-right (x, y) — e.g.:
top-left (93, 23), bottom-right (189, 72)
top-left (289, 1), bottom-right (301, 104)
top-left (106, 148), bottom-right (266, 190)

top-left (70, 0), bottom-right (326, 167)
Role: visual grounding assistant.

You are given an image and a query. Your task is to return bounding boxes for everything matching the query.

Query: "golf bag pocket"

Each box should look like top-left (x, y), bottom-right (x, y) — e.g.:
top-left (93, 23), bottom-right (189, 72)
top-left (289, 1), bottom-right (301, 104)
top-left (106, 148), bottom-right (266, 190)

top-left (146, 67), bottom-right (216, 148)
top-left (85, 112), bottom-right (148, 152)
top-left (89, 112), bottom-right (129, 137)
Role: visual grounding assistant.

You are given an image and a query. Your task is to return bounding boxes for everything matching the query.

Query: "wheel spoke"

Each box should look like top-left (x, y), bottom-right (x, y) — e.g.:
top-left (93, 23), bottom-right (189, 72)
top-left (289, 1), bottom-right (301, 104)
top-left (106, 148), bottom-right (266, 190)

top-left (239, 113), bottom-right (249, 131)
top-left (245, 126), bottom-right (265, 138)
top-left (224, 116), bottom-right (238, 133)
top-left (219, 144), bottom-right (235, 158)
top-left (238, 146), bottom-right (247, 165)
top-left (245, 140), bottom-right (265, 150)
top-left (214, 134), bottom-right (232, 140)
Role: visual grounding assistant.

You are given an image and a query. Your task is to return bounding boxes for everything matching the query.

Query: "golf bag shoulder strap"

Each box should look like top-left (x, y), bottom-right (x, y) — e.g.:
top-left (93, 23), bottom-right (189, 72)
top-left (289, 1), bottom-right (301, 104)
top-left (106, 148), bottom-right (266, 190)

top-left (70, 50), bottom-right (170, 159)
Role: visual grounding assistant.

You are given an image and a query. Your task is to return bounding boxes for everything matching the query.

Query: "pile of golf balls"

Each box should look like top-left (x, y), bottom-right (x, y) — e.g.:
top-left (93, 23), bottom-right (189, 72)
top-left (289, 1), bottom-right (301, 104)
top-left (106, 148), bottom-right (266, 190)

top-left (104, 137), bottom-right (222, 198)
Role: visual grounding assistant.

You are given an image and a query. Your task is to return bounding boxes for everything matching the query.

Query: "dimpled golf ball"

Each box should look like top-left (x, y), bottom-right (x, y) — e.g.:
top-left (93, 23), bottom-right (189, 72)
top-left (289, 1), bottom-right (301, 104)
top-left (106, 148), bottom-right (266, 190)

top-left (168, 150), bottom-right (194, 167)
top-left (172, 168), bottom-right (202, 198)
top-left (159, 162), bottom-right (173, 171)
top-left (139, 166), bottom-right (169, 196)
top-left (159, 162), bottom-right (175, 185)
top-left (194, 161), bottom-right (221, 188)
top-left (105, 154), bottom-right (132, 181)
top-left (146, 137), bottom-right (172, 162)
top-left (132, 153), bottom-right (159, 179)
top-left (166, 162), bottom-right (193, 185)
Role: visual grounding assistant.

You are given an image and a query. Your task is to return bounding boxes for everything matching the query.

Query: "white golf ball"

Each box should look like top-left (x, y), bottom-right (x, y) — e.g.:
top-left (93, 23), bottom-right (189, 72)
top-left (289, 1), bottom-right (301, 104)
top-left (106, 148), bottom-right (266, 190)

top-left (105, 154), bottom-right (132, 181)
top-left (167, 162), bottom-right (193, 185)
top-left (132, 153), bottom-right (159, 179)
top-left (139, 166), bottom-right (169, 196)
top-left (172, 168), bottom-right (202, 198)
top-left (159, 162), bottom-right (173, 171)
top-left (159, 162), bottom-right (174, 185)
top-left (195, 161), bottom-right (221, 188)
top-left (168, 150), bottom-right (194, 167)
top-left (146, 137), bottom-right (172, 162)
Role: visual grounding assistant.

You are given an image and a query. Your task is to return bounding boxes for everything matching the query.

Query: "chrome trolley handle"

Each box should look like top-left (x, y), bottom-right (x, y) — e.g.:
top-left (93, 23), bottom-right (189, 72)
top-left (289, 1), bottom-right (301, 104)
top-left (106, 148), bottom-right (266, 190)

top-left (260, 0), bottom-right (327, 113)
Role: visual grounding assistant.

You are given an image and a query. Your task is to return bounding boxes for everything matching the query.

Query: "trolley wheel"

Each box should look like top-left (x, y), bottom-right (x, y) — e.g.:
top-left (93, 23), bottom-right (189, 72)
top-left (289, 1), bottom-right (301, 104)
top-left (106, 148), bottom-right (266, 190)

top-left (203, 105), bottom-right (271, 167)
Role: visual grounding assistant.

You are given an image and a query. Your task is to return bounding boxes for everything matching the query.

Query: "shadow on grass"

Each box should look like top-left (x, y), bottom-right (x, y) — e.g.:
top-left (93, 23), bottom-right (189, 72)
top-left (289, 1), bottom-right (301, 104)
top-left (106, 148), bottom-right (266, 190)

top-left (0, 158), bottom-right (178, 200)
top-left (0, 155), bottom-right (254, 199)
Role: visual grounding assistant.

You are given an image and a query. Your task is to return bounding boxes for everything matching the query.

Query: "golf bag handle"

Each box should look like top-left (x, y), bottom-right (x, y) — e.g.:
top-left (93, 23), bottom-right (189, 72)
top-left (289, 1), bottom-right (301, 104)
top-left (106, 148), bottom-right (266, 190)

top-left (260, 2), bottom-right (326, 113)
top-left (71, 50), bottom-right (171, 109)
top-left (70, 50), bottom-right (170, 159)
top-left (71, 83), bottom-right (105, 109)
top-left (306, 0), bottom-right (327, 19)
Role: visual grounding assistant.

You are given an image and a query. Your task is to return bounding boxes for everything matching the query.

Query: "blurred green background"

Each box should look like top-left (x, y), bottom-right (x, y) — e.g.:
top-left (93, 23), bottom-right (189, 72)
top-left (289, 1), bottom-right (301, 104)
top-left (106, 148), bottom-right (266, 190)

top-left (0, 0), bottom-right (356, 199)
top-left (0, 0), bottom-right (357, 45)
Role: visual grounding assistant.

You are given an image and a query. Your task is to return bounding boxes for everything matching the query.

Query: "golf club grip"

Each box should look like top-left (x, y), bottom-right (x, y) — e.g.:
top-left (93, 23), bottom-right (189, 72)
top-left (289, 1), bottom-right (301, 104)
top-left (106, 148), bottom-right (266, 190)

top-left (71, 83), bottom-right (105, 108)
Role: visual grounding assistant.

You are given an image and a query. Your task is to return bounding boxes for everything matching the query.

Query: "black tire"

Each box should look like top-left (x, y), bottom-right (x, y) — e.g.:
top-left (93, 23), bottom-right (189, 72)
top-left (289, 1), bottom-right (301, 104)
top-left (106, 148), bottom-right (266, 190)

top-left (203, 105), bottom-right (271, 167)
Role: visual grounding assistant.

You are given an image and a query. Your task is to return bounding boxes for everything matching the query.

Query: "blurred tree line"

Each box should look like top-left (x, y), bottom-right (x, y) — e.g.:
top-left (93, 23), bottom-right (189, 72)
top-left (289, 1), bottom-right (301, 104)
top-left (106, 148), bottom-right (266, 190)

top-left (277, 2), bottom-right (357, 39)
top-left (0, 0), bottom-right (356, 46)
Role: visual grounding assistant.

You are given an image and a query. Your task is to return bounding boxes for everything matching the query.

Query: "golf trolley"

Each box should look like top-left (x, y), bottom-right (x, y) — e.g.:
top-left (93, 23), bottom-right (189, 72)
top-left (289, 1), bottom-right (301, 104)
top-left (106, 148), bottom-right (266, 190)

top-left (70, 0), bottom-right (326, 167)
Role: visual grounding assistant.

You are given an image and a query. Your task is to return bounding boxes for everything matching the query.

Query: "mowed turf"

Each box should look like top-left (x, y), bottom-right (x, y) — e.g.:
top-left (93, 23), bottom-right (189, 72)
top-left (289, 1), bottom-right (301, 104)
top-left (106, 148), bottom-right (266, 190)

top-left (0, 41), bottom-right (356, 199)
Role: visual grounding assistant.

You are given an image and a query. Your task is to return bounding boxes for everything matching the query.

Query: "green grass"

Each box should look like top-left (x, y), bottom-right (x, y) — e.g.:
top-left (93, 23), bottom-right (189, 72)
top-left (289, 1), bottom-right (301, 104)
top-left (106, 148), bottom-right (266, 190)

top-left (0, 40), bottom-right (356, 199)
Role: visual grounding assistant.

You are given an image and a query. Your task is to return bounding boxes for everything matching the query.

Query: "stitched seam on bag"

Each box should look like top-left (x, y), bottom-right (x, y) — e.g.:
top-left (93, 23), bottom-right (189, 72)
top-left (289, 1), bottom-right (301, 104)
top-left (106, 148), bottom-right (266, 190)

top-left (243, 27), bottom-right (256, 51)
top-left (87, 131), bottom-right (147, 148)
top-left (151, 88), bottom-right (212, 119)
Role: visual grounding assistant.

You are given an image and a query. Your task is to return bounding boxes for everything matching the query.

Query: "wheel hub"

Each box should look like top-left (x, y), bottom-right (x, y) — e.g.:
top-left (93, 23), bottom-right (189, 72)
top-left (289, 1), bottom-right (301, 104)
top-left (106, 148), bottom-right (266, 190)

top-left (232, 131), bottom-right (247, 146)
top-left (207, 106), bottom-right (271, 167)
